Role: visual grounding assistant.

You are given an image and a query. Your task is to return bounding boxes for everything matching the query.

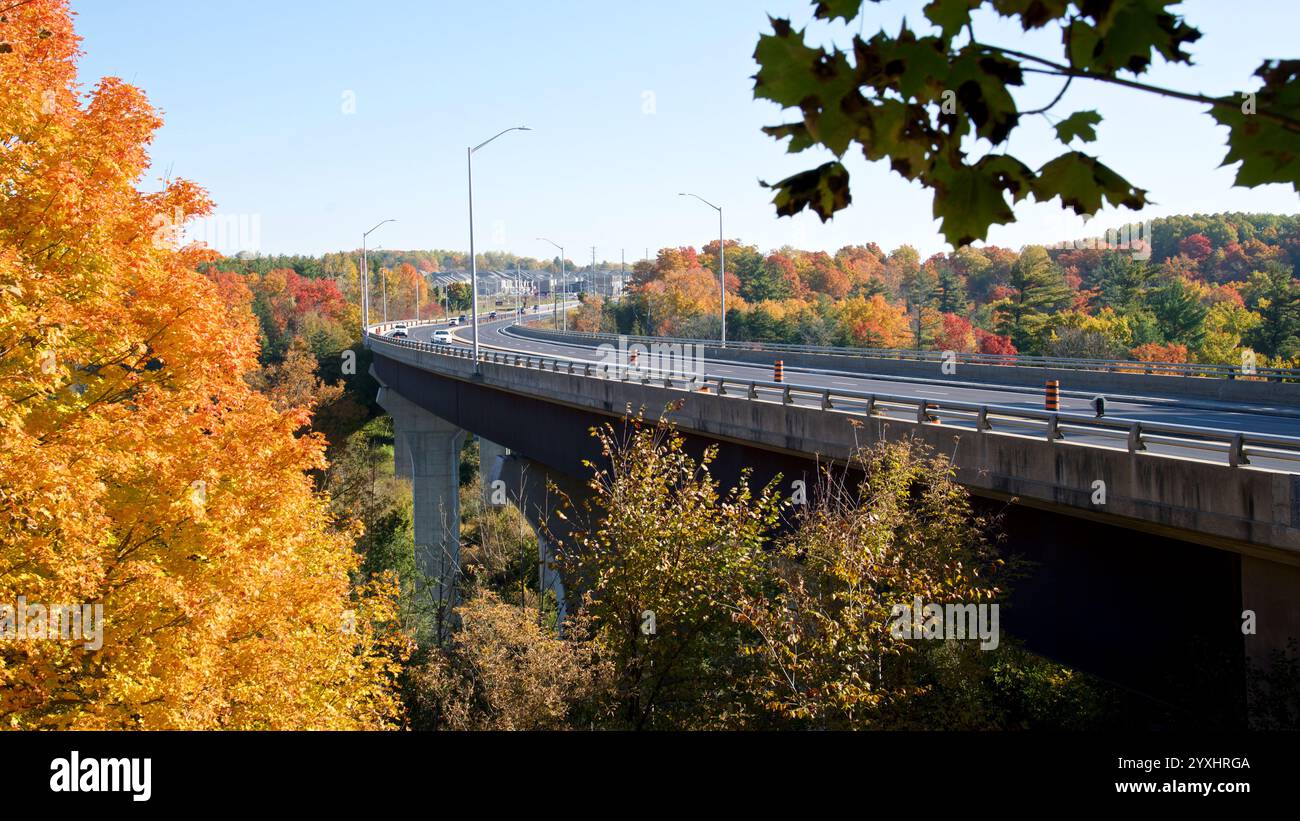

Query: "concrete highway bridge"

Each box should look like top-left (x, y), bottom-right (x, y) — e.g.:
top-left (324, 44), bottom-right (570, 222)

top-left (366, 314), bottom-right (1300, 721)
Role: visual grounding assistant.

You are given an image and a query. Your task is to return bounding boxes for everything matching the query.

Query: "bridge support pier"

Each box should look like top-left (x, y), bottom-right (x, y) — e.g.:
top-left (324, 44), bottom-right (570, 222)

top-left (1242, 555), bottom-right (1300, 693)
top-left (537, 531), bottom-right (567, 625)
top-left (376, 385), bottom-right (465, 640)
top-left (479, 437), bottom-right (509, 508)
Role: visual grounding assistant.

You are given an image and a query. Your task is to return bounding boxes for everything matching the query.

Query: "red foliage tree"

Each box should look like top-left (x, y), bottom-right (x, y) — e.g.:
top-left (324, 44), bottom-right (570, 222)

top-left (1178, 233), bottom-right (1213, 260)
top-left (975, 328), bottom-right (1017, 356)
top-left (934, 313), bottom-right (976, 353)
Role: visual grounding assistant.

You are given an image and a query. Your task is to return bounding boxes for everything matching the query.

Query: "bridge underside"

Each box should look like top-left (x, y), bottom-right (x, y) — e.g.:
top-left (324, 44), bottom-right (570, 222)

top-left (373, 354), bottom-right (1296, 720)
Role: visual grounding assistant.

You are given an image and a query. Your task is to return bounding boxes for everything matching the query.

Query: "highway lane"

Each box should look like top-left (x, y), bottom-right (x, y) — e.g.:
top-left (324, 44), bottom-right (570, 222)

top-left (396, 317), bottom-right (1300, 473)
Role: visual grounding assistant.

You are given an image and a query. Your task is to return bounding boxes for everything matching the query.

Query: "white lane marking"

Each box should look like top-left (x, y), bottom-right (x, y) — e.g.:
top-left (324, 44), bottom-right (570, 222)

top-left (916, 389), bottom-right (949, 395)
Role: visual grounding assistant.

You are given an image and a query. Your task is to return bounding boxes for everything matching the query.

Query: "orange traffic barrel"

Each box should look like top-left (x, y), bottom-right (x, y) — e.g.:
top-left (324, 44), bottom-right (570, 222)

top-left (774, 360), bottom-right (784, 382)
top-left (1045, 379), bottom-right (1060, 411)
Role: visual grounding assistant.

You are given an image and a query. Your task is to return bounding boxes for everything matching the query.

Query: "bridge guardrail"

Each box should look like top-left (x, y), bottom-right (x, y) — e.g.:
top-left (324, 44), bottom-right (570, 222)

top-left (508, 324), bottom-right (1300, 382)
top-left (366, 327), bottom-right (1300, 471)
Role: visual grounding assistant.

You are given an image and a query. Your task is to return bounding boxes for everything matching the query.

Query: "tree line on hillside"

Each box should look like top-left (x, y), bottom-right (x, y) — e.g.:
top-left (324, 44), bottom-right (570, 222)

top-left (217, 212), bottom-right (1300, 369)
top-left (578, 213), bottom-right (1299, 369)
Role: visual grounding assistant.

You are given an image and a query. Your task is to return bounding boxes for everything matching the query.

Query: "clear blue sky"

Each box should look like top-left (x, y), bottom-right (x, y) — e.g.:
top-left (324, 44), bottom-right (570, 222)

top-left (72, 0), bottom-right (1299, 261)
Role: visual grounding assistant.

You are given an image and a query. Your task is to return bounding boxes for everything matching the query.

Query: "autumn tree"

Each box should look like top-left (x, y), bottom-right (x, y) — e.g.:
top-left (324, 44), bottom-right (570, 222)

top-left (556, 409), bottom-right (783, 729)
top-left (570, 294), bottom-right (607, 333)
top-left (976, 328), bottom-right (1018, 356)
top-left (734, 439), bottom-right (1003, 729)
top-left (0, 0), bottom-right (405, 729)
top-left (1200, 299), bottom-right (1261, 365)
top-left (742, 252), bottom-right (798, 302)
top-left (1179, 233), bottom-right (1214, 261)
top-left (935, 312), bottom-right (976, 353)
top-left (835, 294), bottom-right (912, 348)
top-left (408, 590), bottom-right (610, 730)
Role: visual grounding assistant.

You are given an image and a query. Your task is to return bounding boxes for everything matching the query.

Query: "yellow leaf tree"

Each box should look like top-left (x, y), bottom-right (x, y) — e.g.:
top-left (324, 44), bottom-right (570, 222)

top-left (0, 0), bottom-right (406, 729)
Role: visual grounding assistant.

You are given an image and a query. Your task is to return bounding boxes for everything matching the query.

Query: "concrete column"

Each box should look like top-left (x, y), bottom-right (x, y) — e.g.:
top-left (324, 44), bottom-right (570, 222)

top-left (1241, 555), bottom-right (1300, 690)
top-left (376, 386), bottom-right (465, 635)
top-left (537, 532), bottom-right (567, 626)
top-left (479, 437), bottom-right (509, 508)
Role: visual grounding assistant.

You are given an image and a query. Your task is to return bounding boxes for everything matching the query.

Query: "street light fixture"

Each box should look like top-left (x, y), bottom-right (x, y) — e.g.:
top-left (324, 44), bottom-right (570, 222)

top-left (679, 192), bottom-right (726, 345)
top-left (362, 218), bottom-right (396, 331)
top-left (537, 237), bottom-right (565, 331)
top-left (468, 126), bottom-right (530, 364)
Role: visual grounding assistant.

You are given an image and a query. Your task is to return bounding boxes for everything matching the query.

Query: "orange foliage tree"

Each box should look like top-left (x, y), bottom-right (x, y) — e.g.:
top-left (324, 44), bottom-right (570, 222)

top-left (1130, 342), bottom-right (1190, 363)
top-left (0, 0), bottom-right (406, 729)
top-left (834, 295), bottom-right (911, 348)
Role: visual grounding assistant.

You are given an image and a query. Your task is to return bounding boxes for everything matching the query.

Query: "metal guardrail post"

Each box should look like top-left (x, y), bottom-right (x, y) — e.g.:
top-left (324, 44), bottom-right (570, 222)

top-left (1046, 414), bottom-right (1062, 441)
top-left (748, 382), bottom-right (758, 400)
top-left (1229, 433), bottom-right (1248, 467)
top-left (1127, 422), bottom-right (1145, 453)
top-left (976, 406), bottom-right (990, 431)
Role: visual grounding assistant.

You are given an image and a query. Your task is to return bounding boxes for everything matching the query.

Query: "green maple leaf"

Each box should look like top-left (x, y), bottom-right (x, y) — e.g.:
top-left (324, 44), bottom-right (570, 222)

top-left (761, 161), bottom-right (852, 221)
top-left (762, 121), bottom-right (818, 154)
top-left (754, 19), bottom-right (826, 108)
top-left (1209, 60), bottom-right (1300, 192)
top-left (814, 0), bottom-right (873, 23)
top-left (1066, 1), bottom-right (1200, 76)
top-left (992, 0), bottom-right (1071, 29)
top-left (948, 49), bottom-right (1023, 143)
top-left (1054, 110), bottom-right (1102, 143)
top-left (857, 26), bottom-right (951, 102)
top-left (1033, 151), bottom-right (1148, 214)
top-left (924, 0), bottom-right (982, 39)
top-left (754, 19), bottom-right (863, 156)
top-left (978, 153), bottom-right (1036, 203)
top-left (858, 99), bottom-right (937, 180)
top-left (929, 160), bottom-right (1021, 246)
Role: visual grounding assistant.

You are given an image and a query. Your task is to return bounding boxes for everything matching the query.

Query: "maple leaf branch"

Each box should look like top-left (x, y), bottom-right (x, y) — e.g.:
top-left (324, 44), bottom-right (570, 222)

top-left (978, 43), bottom-right (1300, 132)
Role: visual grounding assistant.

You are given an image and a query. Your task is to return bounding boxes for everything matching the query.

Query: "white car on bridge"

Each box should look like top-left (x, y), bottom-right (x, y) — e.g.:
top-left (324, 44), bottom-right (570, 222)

top-left (432, 329), bottom-right (453, 343)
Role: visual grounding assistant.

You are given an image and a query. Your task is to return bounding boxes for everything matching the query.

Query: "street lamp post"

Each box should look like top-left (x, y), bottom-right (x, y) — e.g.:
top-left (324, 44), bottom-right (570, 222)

top-left (515, 260), bottom-right (522, 326)
top-left (468, 126), bottom-right (530, 364)
top-left (362, 219), bottom-right (396, 333)
top-left (537, 237), bottom-right (565, 331)
top-left (679, 192), bottom-right (725, 346)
